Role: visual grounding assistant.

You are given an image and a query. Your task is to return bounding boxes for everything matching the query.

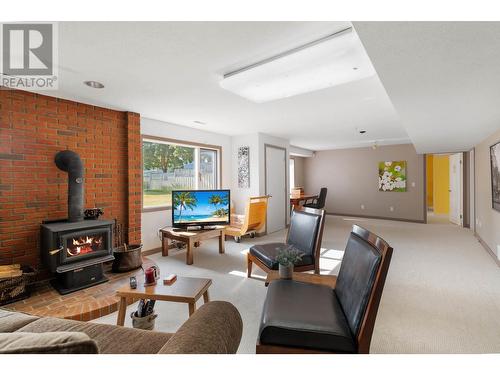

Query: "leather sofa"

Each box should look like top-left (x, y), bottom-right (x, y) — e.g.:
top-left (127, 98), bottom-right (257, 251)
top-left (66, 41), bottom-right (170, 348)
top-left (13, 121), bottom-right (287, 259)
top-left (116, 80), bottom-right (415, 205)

top-left (0, 301), bottom-right (242, 354)
top-left (257, 225), bottom-right (393, 354)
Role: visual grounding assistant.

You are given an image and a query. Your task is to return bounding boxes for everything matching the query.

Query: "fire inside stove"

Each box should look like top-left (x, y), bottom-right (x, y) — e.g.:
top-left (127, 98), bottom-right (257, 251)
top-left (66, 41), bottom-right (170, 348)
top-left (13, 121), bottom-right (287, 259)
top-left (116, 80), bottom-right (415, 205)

top-left (66, 235), bottom-right (104, 257)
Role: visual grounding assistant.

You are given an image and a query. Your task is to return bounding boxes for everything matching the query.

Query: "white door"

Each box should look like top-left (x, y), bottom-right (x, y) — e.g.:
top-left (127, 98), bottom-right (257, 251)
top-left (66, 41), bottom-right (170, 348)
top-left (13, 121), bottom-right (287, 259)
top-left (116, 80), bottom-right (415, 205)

top-left (265, 145), bottom-right (287, 233)
top-left (449, 153), bottom-right (463, 226)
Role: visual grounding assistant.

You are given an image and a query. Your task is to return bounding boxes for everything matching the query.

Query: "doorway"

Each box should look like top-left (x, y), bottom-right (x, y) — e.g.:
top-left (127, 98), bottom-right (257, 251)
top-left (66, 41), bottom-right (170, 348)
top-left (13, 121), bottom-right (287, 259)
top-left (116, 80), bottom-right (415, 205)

top-left (265, 144), bottom-right (287, 233)
top-left (426, 153), bottom-right (463, 226)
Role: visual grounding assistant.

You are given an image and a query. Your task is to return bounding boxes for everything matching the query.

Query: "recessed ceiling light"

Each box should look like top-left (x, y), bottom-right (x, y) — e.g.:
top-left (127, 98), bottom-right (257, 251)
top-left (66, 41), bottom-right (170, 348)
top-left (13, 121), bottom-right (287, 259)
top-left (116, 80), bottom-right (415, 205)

top-left (193, 121), bottom-right (206, 125)
top-left (84, 81), bottom-right (105, 89)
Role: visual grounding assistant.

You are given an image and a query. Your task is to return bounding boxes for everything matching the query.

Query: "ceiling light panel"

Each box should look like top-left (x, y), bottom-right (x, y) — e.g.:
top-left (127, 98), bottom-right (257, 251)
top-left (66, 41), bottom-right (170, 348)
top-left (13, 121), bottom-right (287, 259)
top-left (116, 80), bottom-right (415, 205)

top-left (219, 27), bottom-right (376, 103)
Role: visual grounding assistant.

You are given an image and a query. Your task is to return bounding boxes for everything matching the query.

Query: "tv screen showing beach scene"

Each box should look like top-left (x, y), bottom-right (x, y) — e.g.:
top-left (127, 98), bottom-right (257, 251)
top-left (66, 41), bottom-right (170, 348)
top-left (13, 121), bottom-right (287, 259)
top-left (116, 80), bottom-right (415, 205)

top-left (172, 190), bottom-right (230, 227)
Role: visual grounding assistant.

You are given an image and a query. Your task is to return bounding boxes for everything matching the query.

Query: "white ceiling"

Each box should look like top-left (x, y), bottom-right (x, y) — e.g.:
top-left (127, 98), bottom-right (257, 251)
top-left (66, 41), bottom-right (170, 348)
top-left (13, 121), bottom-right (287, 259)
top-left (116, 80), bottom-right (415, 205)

top-left (354, 22), bottom-right (500, 154)
top-left (27, 22), bottom-right (500, 153)
top-left (29, 22), bottom-right (409, 151)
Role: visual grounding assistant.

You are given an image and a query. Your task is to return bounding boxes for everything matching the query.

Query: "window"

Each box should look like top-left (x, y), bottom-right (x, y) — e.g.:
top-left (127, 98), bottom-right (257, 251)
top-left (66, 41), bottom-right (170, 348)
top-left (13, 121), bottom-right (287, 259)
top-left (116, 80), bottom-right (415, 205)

top-left (199, 148), bottom-right (217, 189)
top-left (142, 137), bottom-right (220, 210)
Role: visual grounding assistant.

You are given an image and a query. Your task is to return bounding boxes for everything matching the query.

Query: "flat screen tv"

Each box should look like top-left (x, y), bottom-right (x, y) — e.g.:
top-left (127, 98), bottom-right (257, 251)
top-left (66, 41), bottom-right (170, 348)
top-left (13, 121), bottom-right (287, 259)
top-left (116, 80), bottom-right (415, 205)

top-left (172, 190), bottom-right (230, 228)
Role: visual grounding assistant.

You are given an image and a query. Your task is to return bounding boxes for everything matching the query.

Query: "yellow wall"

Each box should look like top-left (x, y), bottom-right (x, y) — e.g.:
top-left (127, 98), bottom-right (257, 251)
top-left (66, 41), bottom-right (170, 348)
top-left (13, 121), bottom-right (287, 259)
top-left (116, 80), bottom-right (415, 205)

top-left (426, 155), bottom-right (434, 207)
top-left (433, 155), bottom-right (450, 214)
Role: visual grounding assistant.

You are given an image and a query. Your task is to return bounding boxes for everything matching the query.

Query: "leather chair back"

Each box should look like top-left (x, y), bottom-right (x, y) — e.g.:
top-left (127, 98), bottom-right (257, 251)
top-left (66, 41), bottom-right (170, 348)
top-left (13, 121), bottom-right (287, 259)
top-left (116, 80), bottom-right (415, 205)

top-left (335, 228), bottom-right (382, 337)
top-left (286, 207), bottom-right (324, 259)
top-left (316, 188), bottom-right (328, 209)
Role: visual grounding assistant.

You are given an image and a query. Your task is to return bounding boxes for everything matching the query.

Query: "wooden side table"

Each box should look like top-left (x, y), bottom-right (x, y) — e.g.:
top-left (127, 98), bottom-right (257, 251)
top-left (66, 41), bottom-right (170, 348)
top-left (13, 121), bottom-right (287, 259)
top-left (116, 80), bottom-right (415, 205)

top-left (160, 226), bottom-right (225, 265)
top-left (115, 276), bottom-right (212, 326)
top-left (265, 271), bottom-right (337, 288)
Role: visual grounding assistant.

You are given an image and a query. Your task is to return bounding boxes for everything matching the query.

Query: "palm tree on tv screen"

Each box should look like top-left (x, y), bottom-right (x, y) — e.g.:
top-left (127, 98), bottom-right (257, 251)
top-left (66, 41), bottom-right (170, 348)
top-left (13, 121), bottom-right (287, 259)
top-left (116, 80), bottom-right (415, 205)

top-left (174, 192), bottom-right (197, 222)
top-left (209, 193), bottom-right (229, 217)
top-left (214, 207), bottom-right (229, 218)
top-left (220, 193), bottom-right (229, 206)
top-left (208, 194), bottom-right (222, 207)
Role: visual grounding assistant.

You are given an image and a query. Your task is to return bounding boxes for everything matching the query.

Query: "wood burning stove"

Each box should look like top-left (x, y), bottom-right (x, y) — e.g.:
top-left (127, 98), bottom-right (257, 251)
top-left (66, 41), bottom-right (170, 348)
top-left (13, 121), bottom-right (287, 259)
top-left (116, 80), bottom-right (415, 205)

top-left (41, 150), bottom-right (115, 295)
top-left (41, 220), bottom-right (114, 294)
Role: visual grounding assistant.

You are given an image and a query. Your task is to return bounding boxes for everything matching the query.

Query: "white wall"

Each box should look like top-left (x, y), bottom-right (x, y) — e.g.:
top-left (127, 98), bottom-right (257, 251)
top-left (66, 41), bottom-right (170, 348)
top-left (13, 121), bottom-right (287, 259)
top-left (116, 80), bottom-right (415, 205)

top-left (230, 134), bottom-right (260, 214)
top-left (141, 117), bottom-right (232, 251)
top-left (474, 128), bottom-right (500, 260)
top-left (229, 133), bottom-right (290, 225)
top-left (140, 118), bottom-right (291, 249)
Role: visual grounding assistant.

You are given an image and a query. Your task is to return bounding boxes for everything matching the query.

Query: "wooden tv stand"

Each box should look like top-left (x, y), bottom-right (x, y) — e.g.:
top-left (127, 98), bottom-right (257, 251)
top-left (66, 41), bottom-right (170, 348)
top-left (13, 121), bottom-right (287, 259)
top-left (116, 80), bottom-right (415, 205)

top-left (159, 226), bottom-right (225, 265)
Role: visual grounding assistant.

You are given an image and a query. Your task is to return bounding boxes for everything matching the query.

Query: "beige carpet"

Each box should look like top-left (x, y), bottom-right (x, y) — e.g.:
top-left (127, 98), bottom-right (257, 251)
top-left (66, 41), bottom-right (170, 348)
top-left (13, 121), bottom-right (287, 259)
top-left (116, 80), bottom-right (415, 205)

top-left (93, 215), bottom-right (500, 353)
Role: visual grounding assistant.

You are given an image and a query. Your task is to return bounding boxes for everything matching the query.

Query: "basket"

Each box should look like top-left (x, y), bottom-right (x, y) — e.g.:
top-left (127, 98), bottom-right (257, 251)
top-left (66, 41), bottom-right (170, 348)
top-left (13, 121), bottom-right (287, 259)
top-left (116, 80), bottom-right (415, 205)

top-left (112, 244), bottom-right (143, 272)
top-left (130, 311), bottom-right (157, 330)
top-left (0, 266), bottom-right (38, 306)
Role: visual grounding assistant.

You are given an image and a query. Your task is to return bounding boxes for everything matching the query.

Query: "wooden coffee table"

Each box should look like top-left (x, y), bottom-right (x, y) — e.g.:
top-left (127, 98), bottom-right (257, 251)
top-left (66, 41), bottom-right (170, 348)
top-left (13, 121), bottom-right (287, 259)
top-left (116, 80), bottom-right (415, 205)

top-left (265, 271), bottom-right (337, 288)
top-left (115, 276), bottom-right (212, 326)
top-left (160, 226), bottom-right (225, 265)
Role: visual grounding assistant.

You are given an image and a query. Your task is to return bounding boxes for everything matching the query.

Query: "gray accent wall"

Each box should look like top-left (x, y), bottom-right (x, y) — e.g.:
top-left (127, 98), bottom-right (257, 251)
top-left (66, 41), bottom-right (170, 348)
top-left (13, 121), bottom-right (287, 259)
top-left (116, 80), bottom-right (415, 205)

top-left (303, 144), bottom-right (425, 222)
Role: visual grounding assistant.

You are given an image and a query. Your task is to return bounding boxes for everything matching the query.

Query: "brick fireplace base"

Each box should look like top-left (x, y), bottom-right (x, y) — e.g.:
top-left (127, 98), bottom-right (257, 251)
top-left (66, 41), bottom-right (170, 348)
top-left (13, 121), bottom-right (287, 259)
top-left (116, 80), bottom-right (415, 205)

top-left (4, 258), bottom-right (155, 321)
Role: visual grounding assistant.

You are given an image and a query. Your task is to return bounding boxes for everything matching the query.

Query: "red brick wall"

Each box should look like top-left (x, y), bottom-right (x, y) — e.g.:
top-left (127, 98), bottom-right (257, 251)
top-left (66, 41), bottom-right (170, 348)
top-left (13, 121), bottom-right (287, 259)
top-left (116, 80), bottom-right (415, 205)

top-left (126, 112), bottom-right (142, 244)
top-left (0, 89), bottom-right (141, 268)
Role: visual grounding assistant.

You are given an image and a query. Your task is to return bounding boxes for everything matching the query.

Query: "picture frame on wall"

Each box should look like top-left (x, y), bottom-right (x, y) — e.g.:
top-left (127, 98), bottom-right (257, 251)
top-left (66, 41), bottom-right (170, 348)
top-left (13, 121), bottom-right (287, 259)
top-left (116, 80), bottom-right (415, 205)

top-left (238, 146), bottom-right (250, 188)
top-left (490, 141), bottom-right (500, 211)
top-left (378, 161), bottom-right (407, 192)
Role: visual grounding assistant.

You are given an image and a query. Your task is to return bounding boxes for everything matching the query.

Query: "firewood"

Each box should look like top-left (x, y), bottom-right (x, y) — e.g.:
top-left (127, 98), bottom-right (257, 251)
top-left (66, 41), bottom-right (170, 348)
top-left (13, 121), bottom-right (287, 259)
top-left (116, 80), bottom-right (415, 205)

top-left (0, 269), bottom-right (23, 279)
top-left (0, 264), bottom-right (21, 271)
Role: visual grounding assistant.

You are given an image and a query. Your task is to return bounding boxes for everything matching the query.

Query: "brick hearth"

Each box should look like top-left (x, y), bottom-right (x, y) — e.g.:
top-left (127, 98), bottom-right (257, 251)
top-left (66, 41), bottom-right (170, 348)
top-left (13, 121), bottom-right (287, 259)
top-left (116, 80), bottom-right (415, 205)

top-left (4, 258), bottom-right (155, 321)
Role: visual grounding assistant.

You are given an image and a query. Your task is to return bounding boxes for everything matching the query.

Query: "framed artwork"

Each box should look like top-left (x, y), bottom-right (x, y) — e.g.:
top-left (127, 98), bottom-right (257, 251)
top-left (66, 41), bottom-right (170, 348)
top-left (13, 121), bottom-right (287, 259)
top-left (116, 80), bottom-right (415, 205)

top-left (238, 146), bottom-right (250, 188)
top-left (379, 161), bottom-right (407, 192)
top-left (491, 141), bottom-right (500, 211)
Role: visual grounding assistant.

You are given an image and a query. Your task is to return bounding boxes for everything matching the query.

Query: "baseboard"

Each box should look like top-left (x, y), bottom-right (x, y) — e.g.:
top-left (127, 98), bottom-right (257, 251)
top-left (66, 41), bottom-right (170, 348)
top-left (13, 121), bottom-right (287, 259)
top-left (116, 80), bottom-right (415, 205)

top-left (141, 247), bottom-right (166, 256)
top-left (326, 212), bottom-right (425, 224)
top-left (475, 233), bottom-right (500, 267)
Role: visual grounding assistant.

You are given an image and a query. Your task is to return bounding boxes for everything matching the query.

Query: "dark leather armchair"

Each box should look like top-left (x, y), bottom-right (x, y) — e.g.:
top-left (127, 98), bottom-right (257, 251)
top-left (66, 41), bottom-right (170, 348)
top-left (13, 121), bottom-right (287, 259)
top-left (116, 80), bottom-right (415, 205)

top-left (303, 187), bottom-right (327, 209)
top-left (247, 207), bottom-right (325, 277)
top-left (256, 225), bottom-right (393, 354)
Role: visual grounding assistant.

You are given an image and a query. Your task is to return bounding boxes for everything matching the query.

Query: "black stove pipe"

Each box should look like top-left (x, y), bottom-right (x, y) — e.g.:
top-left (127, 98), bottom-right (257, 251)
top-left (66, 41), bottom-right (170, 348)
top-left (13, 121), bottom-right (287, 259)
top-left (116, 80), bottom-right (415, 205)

top-left (55, 150), bottom-right (84, 222)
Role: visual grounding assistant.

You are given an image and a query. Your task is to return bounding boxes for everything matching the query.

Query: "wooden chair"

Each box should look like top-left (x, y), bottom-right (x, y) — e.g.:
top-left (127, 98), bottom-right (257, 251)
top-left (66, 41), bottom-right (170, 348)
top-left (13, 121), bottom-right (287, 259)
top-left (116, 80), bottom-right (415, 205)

top-left (256, 225), bottom-right (393, 354)
top-left (225, 196), bottom-right (269, 243)
top-left (247, 206), bottom-right (325, 278)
